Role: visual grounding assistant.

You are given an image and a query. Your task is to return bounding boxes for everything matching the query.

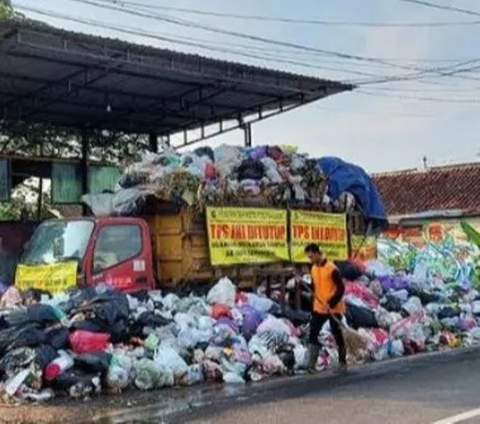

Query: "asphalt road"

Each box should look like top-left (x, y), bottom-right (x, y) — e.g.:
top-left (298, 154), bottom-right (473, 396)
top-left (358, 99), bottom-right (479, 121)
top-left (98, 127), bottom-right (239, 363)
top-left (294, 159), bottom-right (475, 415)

top-left (167, 349), bottom-right (480, 424)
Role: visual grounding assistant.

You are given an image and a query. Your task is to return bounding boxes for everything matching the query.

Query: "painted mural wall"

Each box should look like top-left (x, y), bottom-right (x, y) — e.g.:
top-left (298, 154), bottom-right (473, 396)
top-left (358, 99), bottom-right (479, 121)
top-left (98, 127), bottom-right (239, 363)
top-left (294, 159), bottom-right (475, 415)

top-left (382, 217), bottom-right (480, 247)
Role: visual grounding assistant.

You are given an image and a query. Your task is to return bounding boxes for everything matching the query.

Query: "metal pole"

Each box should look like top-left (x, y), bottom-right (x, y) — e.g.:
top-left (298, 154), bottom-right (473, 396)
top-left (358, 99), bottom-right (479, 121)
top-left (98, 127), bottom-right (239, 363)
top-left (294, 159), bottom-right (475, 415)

top-left (149, 131), bottom-right (158, 153)
top-left (37, 142), bottom-right (43, 220)
top-left (81, 127), bottom-right (89, 216)
top-left (243, 123), bottom-right (252, 147)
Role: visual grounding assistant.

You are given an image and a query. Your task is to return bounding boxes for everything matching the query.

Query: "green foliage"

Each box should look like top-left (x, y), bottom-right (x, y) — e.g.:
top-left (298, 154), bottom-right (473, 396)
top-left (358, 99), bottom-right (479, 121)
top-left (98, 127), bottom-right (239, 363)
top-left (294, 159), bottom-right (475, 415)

top-left (0, 178), bottom-right (51, 221)
top-left (0, 0), bottom-right (13, 20)
top-left (461, 221), bottom-right (480, 248)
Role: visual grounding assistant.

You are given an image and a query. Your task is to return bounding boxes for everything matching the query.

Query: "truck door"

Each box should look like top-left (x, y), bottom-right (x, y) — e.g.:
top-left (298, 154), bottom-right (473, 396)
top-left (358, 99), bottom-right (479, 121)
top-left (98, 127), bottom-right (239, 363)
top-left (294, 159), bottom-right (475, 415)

top-left (86, 221), bottom-right (154, 292)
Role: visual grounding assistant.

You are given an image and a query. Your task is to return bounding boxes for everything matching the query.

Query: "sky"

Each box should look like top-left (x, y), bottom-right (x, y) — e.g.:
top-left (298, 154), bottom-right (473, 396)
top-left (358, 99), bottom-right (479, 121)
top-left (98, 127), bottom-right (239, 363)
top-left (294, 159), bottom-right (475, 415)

top-left (10, 0), bottom-right (480, 172)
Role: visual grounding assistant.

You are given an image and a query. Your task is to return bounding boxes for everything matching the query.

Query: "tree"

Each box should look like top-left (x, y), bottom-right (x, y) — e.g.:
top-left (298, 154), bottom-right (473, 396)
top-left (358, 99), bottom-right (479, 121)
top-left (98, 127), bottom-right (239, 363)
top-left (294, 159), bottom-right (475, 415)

top-left (0, 0), bottom-right (13, 20)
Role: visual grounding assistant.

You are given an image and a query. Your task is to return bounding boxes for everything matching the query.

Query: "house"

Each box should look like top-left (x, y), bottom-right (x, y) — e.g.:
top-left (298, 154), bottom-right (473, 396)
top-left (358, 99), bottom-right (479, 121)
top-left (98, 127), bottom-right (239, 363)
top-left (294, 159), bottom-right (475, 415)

top-left (372, 162), bottom-right (480, 246)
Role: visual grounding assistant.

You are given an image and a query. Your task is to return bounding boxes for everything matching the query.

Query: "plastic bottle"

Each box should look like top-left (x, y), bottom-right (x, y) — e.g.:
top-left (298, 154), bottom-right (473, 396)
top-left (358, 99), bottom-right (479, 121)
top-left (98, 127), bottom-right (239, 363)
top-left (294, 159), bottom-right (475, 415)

top-left (44, 352), bottom-right (74, 381)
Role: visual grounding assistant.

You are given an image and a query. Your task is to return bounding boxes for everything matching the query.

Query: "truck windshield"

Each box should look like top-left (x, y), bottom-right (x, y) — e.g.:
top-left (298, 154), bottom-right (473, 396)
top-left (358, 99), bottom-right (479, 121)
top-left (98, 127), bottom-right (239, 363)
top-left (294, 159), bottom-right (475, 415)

top-left (21, 220), bottom-right (94, 265)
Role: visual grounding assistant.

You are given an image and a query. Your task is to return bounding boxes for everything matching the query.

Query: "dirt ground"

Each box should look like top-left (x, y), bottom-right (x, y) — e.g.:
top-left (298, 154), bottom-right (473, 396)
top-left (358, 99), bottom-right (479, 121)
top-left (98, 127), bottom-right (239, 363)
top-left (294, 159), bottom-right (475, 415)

top-left (0, 384), bottom-right (222, 424)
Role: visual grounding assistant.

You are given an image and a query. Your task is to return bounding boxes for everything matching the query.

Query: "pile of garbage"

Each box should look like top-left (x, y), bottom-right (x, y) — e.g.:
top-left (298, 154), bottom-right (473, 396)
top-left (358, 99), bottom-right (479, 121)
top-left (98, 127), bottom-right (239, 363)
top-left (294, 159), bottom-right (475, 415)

top-left (118, 145), bottom-right (330, 209)
top-left (94, 145), bottom-right (385, 228)
top-left (0, 237), bottom-right (480, 402)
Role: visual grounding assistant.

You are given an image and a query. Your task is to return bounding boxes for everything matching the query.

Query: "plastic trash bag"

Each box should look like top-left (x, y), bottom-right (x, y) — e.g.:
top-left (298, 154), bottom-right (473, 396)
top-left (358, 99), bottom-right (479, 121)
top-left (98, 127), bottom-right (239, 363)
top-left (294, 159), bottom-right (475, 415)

top-left (134, 359), bottom-right (160, 391)
top-left (207, 278), bottom-right (236, 308)
top-left (261, 157), bottom-right (283, 183)
top-left (223, 372), bottom-right (245, 384)
top-left (346, 304), bottom-right (378, 329)
top-left (106, 363), bottom-right (130, 393)
top-left (45, 351), bottom-right (74, 381)
top-left (74, 352), bottom-right (112, 375)
top-left (257, 316), bottom-right (292, 337)
top-left (402, 296), bottom-right (423, 316)
top-left (247, 294), bottom-right (274, 313)
top-left (214, 145), bottom-right (243, 177)
top-left (69, 331), bottom-right (111, 355)
top-left (154, 345), bottom-right (188, 378)
top-left (179, 364), bottom-right (204, 386)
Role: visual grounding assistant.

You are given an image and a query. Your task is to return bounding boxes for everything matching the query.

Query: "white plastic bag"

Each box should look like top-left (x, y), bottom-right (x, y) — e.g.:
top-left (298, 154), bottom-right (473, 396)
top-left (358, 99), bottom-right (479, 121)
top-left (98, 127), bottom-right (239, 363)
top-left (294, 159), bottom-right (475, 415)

top-left (261, 157), bottom-right (283, 183)
top-left (293, 344), bottom-right (308, 369)
top-left (154, 345), bottom-right (188, 378)
top-left (402, 297), bottom-right (423, 316)
top-left (223, 372), bottom-right (245, 384)
top-left (257, 316), bottom-right (292, 337)
top-left (247, 294), bottom-right (274, 313)
top-left (214, 145), bottom-right (243, 177)
top-left (207, 278), bottom-right (236, 307)
top-left (180, 365), bottom-right (205, 386)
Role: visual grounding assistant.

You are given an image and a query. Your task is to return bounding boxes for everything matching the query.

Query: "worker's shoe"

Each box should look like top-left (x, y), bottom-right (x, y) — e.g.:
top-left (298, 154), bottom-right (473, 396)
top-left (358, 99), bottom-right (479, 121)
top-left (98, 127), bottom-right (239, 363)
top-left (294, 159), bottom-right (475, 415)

top-left (306, 344), bottom-right (321, 373)
top-left (336, 361), bottom-right (348, 373)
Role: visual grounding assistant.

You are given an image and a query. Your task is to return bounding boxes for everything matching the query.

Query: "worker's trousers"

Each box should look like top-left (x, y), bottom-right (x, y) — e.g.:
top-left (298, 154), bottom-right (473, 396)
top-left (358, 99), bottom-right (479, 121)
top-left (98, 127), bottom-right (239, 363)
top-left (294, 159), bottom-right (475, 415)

top-left (308, 312), bottom-right (347, 364)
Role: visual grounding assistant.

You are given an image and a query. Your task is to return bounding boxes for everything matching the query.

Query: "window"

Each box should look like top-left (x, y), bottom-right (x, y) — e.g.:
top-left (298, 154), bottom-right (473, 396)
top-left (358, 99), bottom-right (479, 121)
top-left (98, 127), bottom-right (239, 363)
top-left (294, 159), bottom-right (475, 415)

top-left (22, 220), bottom-right (94, 265)
top-left (93, 225), bottom-right (142, 274)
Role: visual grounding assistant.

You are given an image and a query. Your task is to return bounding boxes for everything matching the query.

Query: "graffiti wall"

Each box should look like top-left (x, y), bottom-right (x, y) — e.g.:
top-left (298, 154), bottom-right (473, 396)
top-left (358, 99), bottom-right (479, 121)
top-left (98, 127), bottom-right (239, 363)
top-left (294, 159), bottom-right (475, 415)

top-left (382, 217), bottom-right (480, 247)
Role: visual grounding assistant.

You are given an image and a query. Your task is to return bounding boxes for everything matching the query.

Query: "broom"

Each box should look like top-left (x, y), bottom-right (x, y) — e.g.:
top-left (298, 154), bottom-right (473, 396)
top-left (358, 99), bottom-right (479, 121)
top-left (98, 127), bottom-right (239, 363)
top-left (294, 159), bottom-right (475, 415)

top-left (315, 296), bottom-right (368, 359)
top-left (328, 312), bottom-right (368, 359)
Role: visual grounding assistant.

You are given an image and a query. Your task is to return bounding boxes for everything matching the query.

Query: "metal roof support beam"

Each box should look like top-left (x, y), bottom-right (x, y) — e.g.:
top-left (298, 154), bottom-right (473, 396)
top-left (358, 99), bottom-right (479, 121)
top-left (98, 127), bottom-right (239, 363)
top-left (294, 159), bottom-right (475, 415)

top-left (176, 93), bottom-right (310, 148)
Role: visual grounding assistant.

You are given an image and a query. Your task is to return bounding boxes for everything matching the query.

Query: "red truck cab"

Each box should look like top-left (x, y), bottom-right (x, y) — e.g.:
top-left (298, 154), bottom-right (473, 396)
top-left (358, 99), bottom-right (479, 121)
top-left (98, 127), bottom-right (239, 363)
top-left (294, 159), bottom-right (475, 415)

top-left (19, 217), bottom-right (156, 292)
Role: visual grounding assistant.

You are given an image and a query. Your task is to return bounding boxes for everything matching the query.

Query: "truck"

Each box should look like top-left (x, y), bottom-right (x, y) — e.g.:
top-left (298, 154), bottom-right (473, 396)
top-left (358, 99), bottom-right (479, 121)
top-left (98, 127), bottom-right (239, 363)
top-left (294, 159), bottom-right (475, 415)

top-left (15, 199), bottom-right (365, 294)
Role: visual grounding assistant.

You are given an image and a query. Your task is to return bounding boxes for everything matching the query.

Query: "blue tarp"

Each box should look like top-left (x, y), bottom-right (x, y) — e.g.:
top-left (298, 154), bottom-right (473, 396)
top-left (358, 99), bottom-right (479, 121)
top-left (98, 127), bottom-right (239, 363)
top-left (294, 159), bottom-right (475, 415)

top-left (318, 157), bottom-right (388, 233)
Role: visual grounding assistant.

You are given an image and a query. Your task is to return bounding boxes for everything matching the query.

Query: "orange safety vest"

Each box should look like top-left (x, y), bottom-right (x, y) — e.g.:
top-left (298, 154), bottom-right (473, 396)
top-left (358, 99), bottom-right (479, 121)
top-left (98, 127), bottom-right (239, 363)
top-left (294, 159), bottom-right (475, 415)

top-left (311, 261), bottom-right (346, 315)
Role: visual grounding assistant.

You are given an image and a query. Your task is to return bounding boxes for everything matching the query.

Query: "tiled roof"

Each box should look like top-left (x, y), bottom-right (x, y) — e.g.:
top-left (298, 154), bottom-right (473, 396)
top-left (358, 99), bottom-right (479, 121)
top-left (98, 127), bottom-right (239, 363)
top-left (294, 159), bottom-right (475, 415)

top-left (372, 162), bottom-right (480, 216)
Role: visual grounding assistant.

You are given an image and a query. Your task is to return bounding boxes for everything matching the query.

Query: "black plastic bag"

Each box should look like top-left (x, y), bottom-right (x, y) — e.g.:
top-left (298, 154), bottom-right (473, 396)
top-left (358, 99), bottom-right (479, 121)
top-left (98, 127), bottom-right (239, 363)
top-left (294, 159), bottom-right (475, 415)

top-left (282, 307), bottom-right (311, 326)
top-left (383, 295), bottom-right (403, 313)
top-left (238, 160), bottom-right (265, 181)
top-left (109, 320), bottom-right (128, 344)
top-left (35, 344), bottom-right (58, 370)
top-left (53, 369), bottom-right (98, 393)
top-left (194, 146), bottom-right (215, 162)
top-left (335, 261), bottom-right (363, 281)
top-left (74, 352), bottom-right (112, 376)
top-left (27, 304), bottom-right (62, 324)
top-left (346, 304), bottom-right (378, 329)
top-left (10, 327), bottom-right (47, 350)
top-left (0, 347), bottom-right (36, 376)
top-left (439, 306), bottom-right (458, 319)
top-left (45, 327), bottom-right (70, 350)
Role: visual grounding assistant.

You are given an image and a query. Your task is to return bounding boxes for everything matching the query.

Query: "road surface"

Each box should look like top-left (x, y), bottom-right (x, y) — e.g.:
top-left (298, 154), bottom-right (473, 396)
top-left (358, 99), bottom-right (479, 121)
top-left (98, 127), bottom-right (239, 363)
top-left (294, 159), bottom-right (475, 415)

top-left (168, 349), bottom-right (480, 424)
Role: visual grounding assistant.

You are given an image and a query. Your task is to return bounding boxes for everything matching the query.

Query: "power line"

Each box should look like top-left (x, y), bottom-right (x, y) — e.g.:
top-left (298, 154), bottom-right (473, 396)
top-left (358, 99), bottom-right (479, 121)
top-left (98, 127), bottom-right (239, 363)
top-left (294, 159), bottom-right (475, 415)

top-left (399, 0), bottom-right (480, 18)
top-left (102, 0), bottom-right (480, 27)
top-left (65, 0), bottom-right (480, 87)
top-left (358, 89), bottom-right (480, 104)
top-left (21, 2), bottom-right (480, 90)
top-left (15, 5), bottom-right (389, 81)
top-left (20, 4), bottom-right (411, 77)
top-left (66, 0), bottom-right (432, 69)
top-left (18, 0), bottom-right (480, 91)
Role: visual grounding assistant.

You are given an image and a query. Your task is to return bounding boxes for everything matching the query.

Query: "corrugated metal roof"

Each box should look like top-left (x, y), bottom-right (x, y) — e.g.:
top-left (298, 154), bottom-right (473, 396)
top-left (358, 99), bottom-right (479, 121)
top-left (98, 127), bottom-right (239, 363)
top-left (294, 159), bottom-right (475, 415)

top-left (0, 19), bottom-right (353, 144)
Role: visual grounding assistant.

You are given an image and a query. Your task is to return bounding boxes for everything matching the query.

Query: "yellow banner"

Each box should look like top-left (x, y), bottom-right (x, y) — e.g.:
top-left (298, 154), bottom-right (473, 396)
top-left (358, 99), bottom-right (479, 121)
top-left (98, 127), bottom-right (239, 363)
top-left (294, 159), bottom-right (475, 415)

top-left (15, 262), bottom-right (78, 293)
top-left (206, 207), bottom-right (289, 266)
top-left (351, 235), bottom-right (378, 261)
top-left (291, 210), bottom-right (348, 262)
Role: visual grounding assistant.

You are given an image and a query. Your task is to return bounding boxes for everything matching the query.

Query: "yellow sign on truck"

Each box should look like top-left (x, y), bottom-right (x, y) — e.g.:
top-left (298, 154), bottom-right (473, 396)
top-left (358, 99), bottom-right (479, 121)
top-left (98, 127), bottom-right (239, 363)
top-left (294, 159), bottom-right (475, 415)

top-left (206, 207), bottom-right (289, 266)
top-left (15, 262), bottom-right (78, 294)
top-left (290, 210), bottom-right (348, 262)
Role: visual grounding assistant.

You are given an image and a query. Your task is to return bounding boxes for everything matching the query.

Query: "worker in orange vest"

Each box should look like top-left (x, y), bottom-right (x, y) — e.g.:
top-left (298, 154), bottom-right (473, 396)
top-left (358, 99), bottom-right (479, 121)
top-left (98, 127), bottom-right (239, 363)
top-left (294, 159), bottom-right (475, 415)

top-left (304, 243), bottom-right (347, 372)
